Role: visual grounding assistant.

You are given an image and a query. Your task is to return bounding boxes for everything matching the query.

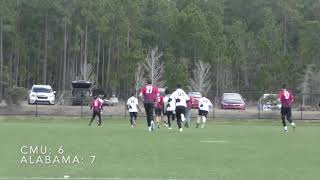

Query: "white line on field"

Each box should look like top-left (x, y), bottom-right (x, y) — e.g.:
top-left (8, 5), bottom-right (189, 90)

top-left (200, 140), bottom-right (230, 143)
top-left (0, 178), bottom-right (183, 180)
top-left (0, 178), bottom-right (121, 180)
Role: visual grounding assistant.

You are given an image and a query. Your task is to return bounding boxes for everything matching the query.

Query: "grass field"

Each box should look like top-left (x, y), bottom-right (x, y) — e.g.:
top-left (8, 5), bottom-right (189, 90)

top-left (0, 116), bottom-right (319, 180)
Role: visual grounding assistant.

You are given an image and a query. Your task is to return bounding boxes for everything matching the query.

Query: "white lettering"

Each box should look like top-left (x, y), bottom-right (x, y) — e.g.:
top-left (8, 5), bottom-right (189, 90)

top-left (45, 155), bottom-right (51, 164)
top-left (20, 146), bottom-right (28, 155)
top-left (35, 156), bottom-right (43, 164)
top-left (61, 156), bottom-right (70, 164)
top-left (20, 156), bottom-right (27, 164)
top-left (29, 156), bottom-right (35, 164)
top-left (52, 156), bottom-right (60, 164)
top-left (30, 146), bottom-right (38, 154)
top-left (40, 146), bottom-right (47, 154)
top-left (72, 156), bottom-right (80, 164)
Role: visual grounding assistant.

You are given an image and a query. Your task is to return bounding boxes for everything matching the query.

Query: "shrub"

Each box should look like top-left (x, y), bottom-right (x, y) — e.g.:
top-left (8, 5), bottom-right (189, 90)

top-left (5, 87), bottom-right (28, 107)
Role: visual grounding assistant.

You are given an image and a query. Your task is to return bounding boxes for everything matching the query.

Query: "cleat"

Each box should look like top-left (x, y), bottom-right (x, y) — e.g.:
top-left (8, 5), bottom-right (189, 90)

top-left (201, 124), bottom-right (205, 128)
top-left (196, 123), bottom-right (199, 128)
top-left (179, 128), bottom-right (183, 132)
top-left (168, 127), bottom-right (172, 130)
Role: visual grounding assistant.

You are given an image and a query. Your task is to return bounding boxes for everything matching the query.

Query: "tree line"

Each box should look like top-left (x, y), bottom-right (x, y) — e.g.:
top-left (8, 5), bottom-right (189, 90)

top-left (0, 0), bottom-right (320, 101)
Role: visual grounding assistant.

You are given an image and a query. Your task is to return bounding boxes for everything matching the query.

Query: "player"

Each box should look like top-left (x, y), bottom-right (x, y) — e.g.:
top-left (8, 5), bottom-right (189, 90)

top-left (278, 83), bottom-right (296, 133)
top-left (127, 93), bottom-right (140, 127)
top-left (196, 94), bottom-right (213, 128)
top-left (171, 84), bottom-right (189, 132)
top-left (184, 94), bottom-right (193, 128)
top-left (139, 79), bottom-right (159, 131)
top-left (154, 94), bottom-right (164, 128)
top-left (89, 96), bottom-right (103, 126)
top-left (163, 89), bottom-right (175, 129)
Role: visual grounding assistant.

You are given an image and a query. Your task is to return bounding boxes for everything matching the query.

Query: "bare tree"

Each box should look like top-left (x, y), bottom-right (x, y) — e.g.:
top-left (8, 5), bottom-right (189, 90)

top-left (80, 62), bottom-right (96, 89)
top-left (299, 64), bottom-right (315, 106)
top-left (311, 71), bottom-right (320, 107)
top-left (189, 60), bottom-right (212, 93)
top-left (144, 46), bottom-right (165, 87)
top-left (135, 63), bottom-right (146, 95)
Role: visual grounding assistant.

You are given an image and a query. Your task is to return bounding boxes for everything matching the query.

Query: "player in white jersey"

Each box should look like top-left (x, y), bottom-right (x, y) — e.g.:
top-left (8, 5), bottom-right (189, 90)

top-left (127, 93), bottom-right (140, 127)
top-left (171, 84), bottom-right (189, 132)
top-left (163, 89), bottom-right (175, 129)
top-left (196, 94), bottom-right (213, 128)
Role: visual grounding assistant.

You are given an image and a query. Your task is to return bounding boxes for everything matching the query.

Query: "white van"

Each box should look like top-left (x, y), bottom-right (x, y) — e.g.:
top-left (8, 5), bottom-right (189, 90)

top-left (29, 85), bottom-right (56, 105)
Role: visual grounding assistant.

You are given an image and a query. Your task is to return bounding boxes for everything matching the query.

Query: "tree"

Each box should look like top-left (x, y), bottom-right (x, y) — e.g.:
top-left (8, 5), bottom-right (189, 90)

top-left (299, 64), bottom-right (315, 106)
top-left (80, 62), bottom-right (96, 89)
top-left (0, 17), bottom-right (3, 101)
top-left (189, 60), bottom-right (212, 93)
top-left (144, 46), bottom-right (165, 87)
top-left (299, 21), bottom-right (320, 66)
top-left (134, 63), bottom-right (146, 95)
top-left (164, 48), bottom-right (188, 90)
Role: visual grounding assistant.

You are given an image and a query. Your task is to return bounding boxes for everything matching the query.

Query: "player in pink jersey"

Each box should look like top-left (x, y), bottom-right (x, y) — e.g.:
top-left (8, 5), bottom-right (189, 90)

top-left (89, 96), bottom-right (103, 126)
top-left (139, 79), bottom-right (159, 131)
top-left (278, 83), bottom-right (296, 133)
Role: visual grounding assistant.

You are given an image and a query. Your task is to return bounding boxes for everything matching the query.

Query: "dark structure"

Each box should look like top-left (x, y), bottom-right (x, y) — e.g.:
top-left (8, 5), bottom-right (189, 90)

top-left (71, 80), bottom-right (92, 106)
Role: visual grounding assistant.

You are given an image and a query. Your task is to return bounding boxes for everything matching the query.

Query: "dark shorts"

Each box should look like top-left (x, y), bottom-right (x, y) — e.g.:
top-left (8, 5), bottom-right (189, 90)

top-left (130, 112), bottom-right (137, 119)
top-left (198, 110), bottom-right (208, 117)
top-left (281, 106), bottom-right (292, 118)
top-left (155, 108), bottom-right (162, 116)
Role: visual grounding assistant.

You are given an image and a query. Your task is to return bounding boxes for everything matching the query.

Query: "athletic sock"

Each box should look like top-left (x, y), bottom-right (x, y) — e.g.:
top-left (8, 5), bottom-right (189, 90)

top-left (202, 116), bottom-right (206, 123)
top-left (197, 116), bottom-right (201, 124)
top-left (181, 114), bottom-right (185, 122)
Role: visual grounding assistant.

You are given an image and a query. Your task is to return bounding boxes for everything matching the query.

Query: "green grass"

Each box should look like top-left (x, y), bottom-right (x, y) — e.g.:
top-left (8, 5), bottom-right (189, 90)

top-left (0, 116), bottom-right (319, 180)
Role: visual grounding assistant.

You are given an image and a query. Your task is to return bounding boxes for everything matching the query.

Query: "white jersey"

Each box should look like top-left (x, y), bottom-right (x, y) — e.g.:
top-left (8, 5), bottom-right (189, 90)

top-left (164, 95), bottom-right (176, 111)
top-left (127, 96), bottom-right (139, 112)
top-left (199, 97), bottom-right (213, 111)
top-left (171, 88), bottom-right (189, 107)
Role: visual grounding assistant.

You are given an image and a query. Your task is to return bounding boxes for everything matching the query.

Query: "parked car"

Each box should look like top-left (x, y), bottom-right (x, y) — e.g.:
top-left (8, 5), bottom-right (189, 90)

top-left (29, 85), bottom-right (56, 105)
top-left (220, 93), bottom-right (245, 110)
top-left (71, 80), bottom-right (92, 106)
top-left (188, 92), bottom-right (202, 109)
top-left (258, 94), bottom-right (281, 110)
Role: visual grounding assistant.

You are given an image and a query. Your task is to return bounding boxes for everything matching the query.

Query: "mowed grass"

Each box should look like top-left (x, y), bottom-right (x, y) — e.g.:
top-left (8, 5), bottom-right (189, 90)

top-left (0, 116), bottom-right (319, 180)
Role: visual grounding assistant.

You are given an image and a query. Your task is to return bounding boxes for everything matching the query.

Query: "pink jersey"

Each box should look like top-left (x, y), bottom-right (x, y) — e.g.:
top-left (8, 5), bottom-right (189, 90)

top-left (155, 95), bottom-right (164, 109)
top-left (90, 98), bottom-right (103, 112)
top-left (140, 84), bottom-right (159, 104)
top-left (278, 89), bottom-right (294, 108)
top-left (187, 96), bottom-right (193, 109)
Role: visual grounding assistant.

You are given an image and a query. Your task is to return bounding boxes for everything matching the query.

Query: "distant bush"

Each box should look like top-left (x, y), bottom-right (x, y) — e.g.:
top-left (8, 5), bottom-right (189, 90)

top-left (5, 87), bottom-right (28, 107)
